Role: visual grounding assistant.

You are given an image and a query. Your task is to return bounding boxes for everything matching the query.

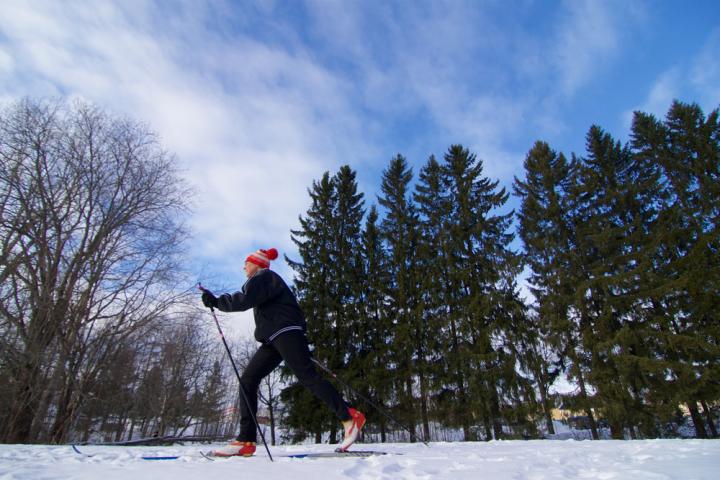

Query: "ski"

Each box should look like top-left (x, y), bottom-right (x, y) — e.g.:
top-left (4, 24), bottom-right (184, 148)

top-left (71, 445), bottom-right (211, 461)
top-left (72, 434), bottom-right (224, 447)
top-left (200, 449), bottom-right (390, 459)
top-left (200, 450), bottom-right (257, 459)
top-left (286, 450), bottom-right (390, 459)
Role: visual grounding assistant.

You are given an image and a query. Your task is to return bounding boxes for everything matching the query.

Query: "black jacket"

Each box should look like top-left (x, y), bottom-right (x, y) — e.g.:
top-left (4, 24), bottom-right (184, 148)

top-left (215, 269), bottom-right (306, 343)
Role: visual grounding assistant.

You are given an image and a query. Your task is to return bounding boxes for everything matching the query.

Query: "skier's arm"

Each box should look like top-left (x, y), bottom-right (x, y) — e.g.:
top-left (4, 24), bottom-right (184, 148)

top-left (215, 272), bottom-right (282, 312)
top-left (216, 290), bottom-right (252, 312)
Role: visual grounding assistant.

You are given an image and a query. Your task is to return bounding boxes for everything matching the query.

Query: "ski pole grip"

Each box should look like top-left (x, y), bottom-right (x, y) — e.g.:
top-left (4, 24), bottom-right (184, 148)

top-left (197, 282), bottom-right (215, 312)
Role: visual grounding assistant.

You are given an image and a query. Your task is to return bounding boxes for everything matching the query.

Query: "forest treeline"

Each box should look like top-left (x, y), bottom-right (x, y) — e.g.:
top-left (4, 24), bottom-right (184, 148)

top-left (284, 99), bottom-right (719, 442)
top-left (0, 98), bottom-right (717, 444)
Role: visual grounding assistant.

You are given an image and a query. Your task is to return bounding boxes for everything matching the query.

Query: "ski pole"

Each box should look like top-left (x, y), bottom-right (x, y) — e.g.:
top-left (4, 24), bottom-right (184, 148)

top-left (198, 283), bottom-right (274, 462)
top-left (310, 358), bottom-right (429, 445)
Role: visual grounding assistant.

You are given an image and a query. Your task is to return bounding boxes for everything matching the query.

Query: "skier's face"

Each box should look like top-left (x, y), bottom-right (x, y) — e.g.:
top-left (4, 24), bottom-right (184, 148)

top-left (244, 261), bottom-right (261, 278)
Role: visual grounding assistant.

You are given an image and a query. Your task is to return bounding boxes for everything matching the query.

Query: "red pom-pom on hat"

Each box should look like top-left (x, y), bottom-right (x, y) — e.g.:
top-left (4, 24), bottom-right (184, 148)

top-left (246, 247), bottom-right (278, 268)
top-left (265, 248), bottom-right (278, 260)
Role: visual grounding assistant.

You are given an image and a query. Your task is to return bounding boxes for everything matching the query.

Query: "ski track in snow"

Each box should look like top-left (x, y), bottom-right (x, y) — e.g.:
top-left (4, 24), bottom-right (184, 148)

top-left (0, 440), bottom-right (718, 480)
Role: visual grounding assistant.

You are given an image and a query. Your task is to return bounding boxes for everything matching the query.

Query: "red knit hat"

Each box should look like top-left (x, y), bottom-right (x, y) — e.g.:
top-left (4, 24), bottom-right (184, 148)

top-left (245, 248), bottom-right (278, 269)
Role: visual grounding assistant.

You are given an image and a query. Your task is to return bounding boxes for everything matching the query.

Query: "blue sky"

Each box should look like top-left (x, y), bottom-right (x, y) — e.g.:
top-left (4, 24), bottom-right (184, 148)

top-left (1, 1), bottom-right (719, 329)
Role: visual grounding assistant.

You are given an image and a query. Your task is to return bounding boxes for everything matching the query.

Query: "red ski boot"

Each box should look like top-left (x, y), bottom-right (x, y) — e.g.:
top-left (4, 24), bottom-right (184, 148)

top-left (212, 441), bottom-right (256, 457)
top-left (337, 407), bottom-right (366, 452)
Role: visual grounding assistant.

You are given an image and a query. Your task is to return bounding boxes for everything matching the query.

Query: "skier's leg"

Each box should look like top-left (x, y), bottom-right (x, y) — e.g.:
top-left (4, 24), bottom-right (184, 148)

top-left (237, 343), bottom-right (283, 442)
top-left (271, 330), bottom-right (352, 421)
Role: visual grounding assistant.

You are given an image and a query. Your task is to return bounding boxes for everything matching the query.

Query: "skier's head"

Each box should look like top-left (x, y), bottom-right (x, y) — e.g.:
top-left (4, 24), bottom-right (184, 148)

top-left (244, 248), bottom-right (278, 276)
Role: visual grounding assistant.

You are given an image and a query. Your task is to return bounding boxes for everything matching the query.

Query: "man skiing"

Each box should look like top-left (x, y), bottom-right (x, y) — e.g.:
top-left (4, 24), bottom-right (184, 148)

top-left (200, 247), bottom-right (365, 457)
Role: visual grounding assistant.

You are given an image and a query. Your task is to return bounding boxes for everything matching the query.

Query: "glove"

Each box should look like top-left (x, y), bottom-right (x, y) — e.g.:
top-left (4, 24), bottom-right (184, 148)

top-left (201, 290), bottom-right (218, 309)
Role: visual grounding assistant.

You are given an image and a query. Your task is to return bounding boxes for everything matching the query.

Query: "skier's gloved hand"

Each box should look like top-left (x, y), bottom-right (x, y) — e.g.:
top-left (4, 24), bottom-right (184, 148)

top-left (201, 290), bottom-right (218, 309)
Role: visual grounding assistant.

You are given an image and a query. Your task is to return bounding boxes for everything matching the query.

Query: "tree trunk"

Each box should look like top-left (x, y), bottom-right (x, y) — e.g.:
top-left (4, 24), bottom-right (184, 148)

top-left (419, 370), bottom-right (430, 442)
top-left (140, 417), bottom-right (149, 438)
top-left (700, 401), bottom-right (717, 438)
top-left (537, 371), bottom-right (555, 435)
top-left (5, 359), bottom-right (50, 443)
top-left (576, 369), bottom-right (599, 440)
top-left (609, 420), bottom-right (624, 440)
top-left (115, 413), bottom-right (129, 442)
top-left (6, 387), bottom-right (39, 443)
top-left (405, 378), bottom-right (417, 443)
top-left (688, 402), bottom-right (708, 438)
top-left (268, 402), bottom-right (276, 446)
top-left (49, 375), bottom-right (80, 444)
top-left (491, 388), bottom-right (503, 440)
top-left (482, 412), bottom-right (492, 440)
top-left (456, 379), bottom-right (470, 440)
top-left (82, 420), bottom-right (92, 443)
top-left (127, 418), bottom-right (136, 441)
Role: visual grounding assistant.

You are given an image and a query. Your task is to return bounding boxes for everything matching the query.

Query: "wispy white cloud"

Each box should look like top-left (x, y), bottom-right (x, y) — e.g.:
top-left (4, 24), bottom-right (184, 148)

top-left (297, 1), bottom-right (638, 185)
top-left (624, 27), bottom-right (720, 128)
top-left (0, 1), bottom-right (370, 288)
top-left (3, 0), bottom-right (701, 298)
top-left (551, 0), bottom-right (625, 97)
top-left (690, 28), bottom-right (720, 109)
top-left (624, 69), bottom-right (681, 127)
top-left (0, 48), bottom-right (15, 104)
top-left (301, 1), bottom-right (533, 182)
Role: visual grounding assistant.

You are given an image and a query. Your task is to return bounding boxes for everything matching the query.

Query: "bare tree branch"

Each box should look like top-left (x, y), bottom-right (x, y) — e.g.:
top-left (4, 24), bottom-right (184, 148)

top-left (0, 98), bottom-right (192, 443)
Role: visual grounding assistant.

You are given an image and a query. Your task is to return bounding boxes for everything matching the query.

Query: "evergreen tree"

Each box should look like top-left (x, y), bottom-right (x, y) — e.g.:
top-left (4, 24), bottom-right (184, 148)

top-left (631, 101), bottom-right (720, 438)
top-left (513, 141), bottom-right (573, 435)
top-left (413, 155), bottom-right (451, 440)
top-left (566, 127), bottom-right (632, 439)
top-left (437, 145), bottom-right (522, 440)
top-left (357, 205), bottom-right (394, 441)
top-left (287, 172), bottom-right (338, 440)
top-left (331, 166), bottom-right (366, 359)
top-left (503, 302), bottom-right (557, 437)
top-left (566, 125), bottom-right (663, 439)
top-left (278, 101), bottom-right (718, 441)
top-left (328, 166), bottom-right (365, 441)
top-left (286, 166), bottom-right (365, 443)
top-left (377, 154), bottom-right (422, 440)
top-left (197, 360), bottom-right (225, 436)
top-left (279, 383), bottom-right (328, 443)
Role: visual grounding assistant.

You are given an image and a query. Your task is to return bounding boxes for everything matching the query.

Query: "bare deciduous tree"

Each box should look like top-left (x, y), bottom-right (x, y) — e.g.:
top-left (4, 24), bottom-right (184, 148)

top-left (0, 98), bottom-right (190, 443)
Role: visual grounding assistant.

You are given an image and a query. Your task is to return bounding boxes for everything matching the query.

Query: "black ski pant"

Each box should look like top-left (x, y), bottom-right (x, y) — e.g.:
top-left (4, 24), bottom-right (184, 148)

top-left (237, 330), bottom-right (351, 442)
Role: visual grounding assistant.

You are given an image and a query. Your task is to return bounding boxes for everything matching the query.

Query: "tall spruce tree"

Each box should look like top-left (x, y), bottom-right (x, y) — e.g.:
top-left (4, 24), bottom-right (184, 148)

top-left (413, 155), bottom-right (451, 440)
top-left (566, 125), bottom-right (663, 439)
top-left (357, 205), bottom-right (394, 441)
top-left (630, 101), bottom-right (720, 438)
top-left (287, 172), bottom-right (338, 441)
top-left (329, 166), bottom-right (365, 441)
top-left (437, 145), bottom-right (522, 440)
top-left (286, 166), bottom-right (366, 443)
top-left (566, 127), bottom-right (632, 439)
top-left (377, 154), bottom-right (423, 440)
top-left (512, 141), bottom-right (573, 435)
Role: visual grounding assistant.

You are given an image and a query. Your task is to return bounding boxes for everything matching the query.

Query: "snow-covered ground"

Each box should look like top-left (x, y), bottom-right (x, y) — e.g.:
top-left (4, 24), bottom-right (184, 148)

top-left (0, 440), bottom-right (718, 480)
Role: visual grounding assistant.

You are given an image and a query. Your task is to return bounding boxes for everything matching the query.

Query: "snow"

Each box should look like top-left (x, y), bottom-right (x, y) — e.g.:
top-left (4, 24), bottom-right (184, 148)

top-left (1, 440), bottom-right (719, 480)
